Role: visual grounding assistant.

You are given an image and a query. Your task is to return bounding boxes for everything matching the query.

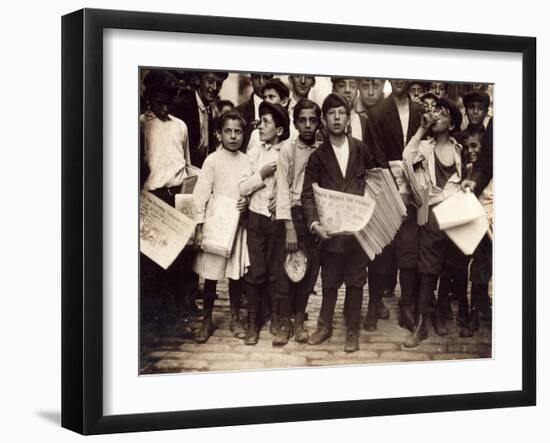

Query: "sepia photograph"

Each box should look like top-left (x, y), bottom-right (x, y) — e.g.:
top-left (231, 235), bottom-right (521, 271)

top-left (138, 68), bottom-right (494, 375)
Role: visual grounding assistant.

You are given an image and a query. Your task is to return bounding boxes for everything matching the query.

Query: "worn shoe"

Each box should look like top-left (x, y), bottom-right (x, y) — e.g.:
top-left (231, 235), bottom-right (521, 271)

top-left (431, 310), bottom-right (448, 336)
top-left (376, 300), bottom-right (390, 320)
top-left (344, 330), bottom-right (360, 353)
top-left (398, 306), bottom-right (416, 332)
top-left (363, 303), bottom-right (378, 332)
top-left (404, 314), bottom-right (428, 348)
top-left (272, 319), bottom-right (291, 346)
top-left (244, 313), bottom-right (259, 345)
top-left (229, 309), bottom-right (246, 339)
top-left (293, 313), bottom-right (309, 343)
top-left (195, 311), bottom-right (214, 344)
top-left (308, 326), bottom-right (332, 345)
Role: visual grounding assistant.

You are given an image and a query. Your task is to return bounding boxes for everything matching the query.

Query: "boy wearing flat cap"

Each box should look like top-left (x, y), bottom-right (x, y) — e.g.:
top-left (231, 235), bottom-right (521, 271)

top-left (402, 98), bottom-right (468, 347)
top-left (301, 93), bottom-right (378, 353)
top-left (239, 101), bottom-right (290, 345)
top-left (463, 89), bottom-right (491, 131)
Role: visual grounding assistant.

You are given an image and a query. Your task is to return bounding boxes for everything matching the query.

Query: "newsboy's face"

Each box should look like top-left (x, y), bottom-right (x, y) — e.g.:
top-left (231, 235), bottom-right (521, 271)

top-left (408, 82), bottom-right (425, 104)
top-left (221, 119), bottom-right (244, 152)
top-left (430, 81), bottom-right (446, 98)
top-left (466, 100), bottom-right (488, 126)
top-left (358, 79), bottom-right (385, 109)
top-left (289, 75), bottom-right (315, 99)
top-left (294, 108), bottom-right (320, 144)
top-left (332, 79), bottom-right (358, 107)
top-left (198, 72), bottom-right (226, 104)
top-left (250, 74), bottom-right (274, 97)
top-left (323, 106), bottom-right (349, 136)
top-left (390, 80), bottom-right (410, 98)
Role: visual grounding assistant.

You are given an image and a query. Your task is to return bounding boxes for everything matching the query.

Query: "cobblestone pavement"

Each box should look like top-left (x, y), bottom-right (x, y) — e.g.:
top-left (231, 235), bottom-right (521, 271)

top-left (141, 278), bottom-right (492, 374)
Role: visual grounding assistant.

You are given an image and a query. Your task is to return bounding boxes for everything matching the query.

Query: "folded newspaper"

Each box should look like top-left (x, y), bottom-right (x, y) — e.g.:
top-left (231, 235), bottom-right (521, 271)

top-left (312, 183), bottom-right (376, 236)
top-left (201, 194), bottom-right (241, 258)
top-left (139, 191), bottom-right (196, 270)
top-left (175, 194), bottom-right (197, 246)
top-left (402, 157), bottom-right (430, 226)
top-left (354, 168), bottom-right (407, 260)
top-left (432, 190), bottom-right (489, 255)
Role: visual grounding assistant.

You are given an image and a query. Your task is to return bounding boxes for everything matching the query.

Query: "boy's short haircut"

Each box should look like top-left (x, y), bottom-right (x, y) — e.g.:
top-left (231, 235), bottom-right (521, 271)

top-left (219, 109), bottom-right (247, 132)
top-left (145, 82), bottom-right (177, 103)
top-left (200, 71), bottom-right (229, 81)
top-left (462, 90), bottom-right (490, 110)
top-left (293, 98), bottom-right (321, 121)
top-left (259, 101), bottom-right (290, 141)
top-left (434, 97), bottom-right (462, 134)
top-left (420, 91), bottom-right (439, 103)
top-left (330, 76), bottom-right (359, 86)
top-left (455, 127), bottom-right (485, 145)
top-left (322, 93), bottom-right (351, 116)
top-left (261, 78), bottom-right (290, 100)
top-left (216, 99), bottom-right (235, 113)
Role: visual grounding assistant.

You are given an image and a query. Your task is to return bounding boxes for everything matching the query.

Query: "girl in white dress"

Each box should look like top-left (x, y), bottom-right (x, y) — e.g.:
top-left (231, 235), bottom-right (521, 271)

top-left (192, 111), bottom-right (250, 343)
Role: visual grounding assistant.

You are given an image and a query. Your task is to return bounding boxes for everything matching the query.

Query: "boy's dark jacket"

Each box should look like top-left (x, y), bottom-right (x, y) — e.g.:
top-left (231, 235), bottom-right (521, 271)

top-left (301, 136), bottom-right (377, 254)
top-left (365, 95), bottom-right (423, 162)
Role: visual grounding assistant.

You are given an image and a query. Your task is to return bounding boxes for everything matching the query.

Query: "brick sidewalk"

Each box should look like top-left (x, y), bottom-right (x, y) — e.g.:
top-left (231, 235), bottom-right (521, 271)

top-left (141, 277), bottom-right (492, 374)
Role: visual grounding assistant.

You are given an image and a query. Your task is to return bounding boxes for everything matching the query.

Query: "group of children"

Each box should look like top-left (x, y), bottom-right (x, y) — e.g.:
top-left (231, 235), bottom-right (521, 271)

top-left (140, 70), bottom-right (493, 353)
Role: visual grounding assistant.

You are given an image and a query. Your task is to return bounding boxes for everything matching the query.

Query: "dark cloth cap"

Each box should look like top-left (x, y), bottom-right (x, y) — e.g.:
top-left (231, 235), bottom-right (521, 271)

top-left (322, 92), bottom-right (351, 115)
top-left (259, 101), bottom-right (290, 141)
top-left (420, 91), bottom-right (439, 102)
top-left (462, 90), bottom-right (490, 109)
top-left (435, 97), bottom-right (462, 132)
top-left (143, 70), bottom-right (178, 89)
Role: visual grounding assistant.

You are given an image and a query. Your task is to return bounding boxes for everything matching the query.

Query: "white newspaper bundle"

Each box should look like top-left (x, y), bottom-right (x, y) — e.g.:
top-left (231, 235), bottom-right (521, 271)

top-left (354, 168), bottom-right (408, 260)
top-left (402, 158), bottom-right (430, 226)
top-left (312, 183), bottom-right (376, 236)
top-left (201, 194), bottom-right (241, 258)
top-left (432, 190), bottom-right (489, 255)
top-left (139, 191), bottom-right (197, 270)
top-left (179, 164), bottom-right (201, 194)
top-left (175, 194), bottom-right (198, 246)
top-left (478, 179), bottom-right (494, 241)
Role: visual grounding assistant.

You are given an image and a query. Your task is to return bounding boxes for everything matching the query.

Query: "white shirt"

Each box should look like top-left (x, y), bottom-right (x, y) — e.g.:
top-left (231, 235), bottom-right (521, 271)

top-left (394, 98), bottom-right (410, 147)
top-left (331, 137), bottom-right (350, 177)
top-left (253, 93), bottom-right (263, 121)
top-left (239, 140), bottom-right (286, 218)
top-left (349, 110), bottom-right (363, 140)
top-left (195, 90), bottom-right (210, 153)
top-left (140, 110), bottom-right (190, 191)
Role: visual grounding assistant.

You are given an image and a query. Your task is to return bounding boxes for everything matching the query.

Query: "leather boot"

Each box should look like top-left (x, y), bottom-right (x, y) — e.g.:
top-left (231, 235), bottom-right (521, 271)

top-left (344, 329), bottom-right (360, 353)
top-left (404, 314), bottom-right (428, 348)
top-left (293, 312), bottom-right (309, 343)
top-left (308, 317), bottom-right (332, 345)
top-left (431, 310), bottom-right (448, 336)
top-left (244, 312), bottom-right (259, 345)
top-left (272, 317), bottom-right (291, 346)
top-left (363, 301), bottom-right (378, 331)
top-left (398, 305), bottom-right (416, 332)
top-left (195, 309), bottom-right (214, 343)
top-left (376, 300), bottom-right (390, 319)
top-left (269, 298), bottom-right (280, 335)
top-left (230, 308), bottom-right (246, 339)
top-left (470, 307), bottom-right (480, 332)
top-left (457, 296), bottom-right (469, 327)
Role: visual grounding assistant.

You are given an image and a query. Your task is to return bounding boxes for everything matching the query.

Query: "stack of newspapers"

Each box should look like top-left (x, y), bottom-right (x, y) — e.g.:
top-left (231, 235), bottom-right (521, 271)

top-left (354, 168), bottom-right (407, 260)
top-left (403, 158), bottom-right (430, 226)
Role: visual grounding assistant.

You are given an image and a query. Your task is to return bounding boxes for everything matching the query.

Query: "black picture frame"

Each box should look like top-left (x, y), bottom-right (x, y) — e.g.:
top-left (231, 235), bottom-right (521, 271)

top-left (61, 8), bottom-right (536, 435)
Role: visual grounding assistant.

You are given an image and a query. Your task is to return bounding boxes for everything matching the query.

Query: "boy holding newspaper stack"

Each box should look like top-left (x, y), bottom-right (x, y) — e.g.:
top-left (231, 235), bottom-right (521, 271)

top-left (192, 110), bottom-right (250, 343)
top-left (301, 93), bottom-right (378, 353)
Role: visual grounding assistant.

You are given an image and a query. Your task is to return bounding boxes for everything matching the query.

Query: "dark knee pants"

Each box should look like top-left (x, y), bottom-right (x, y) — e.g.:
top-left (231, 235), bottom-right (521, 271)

top-left (277, 207), bottom-right (321, 314)
top-left (244, 211), bottom-right (285, 313)
top-left (417, 208), bottom-right (469, 314)
top-left (319, 243), bottom-right (368, 330)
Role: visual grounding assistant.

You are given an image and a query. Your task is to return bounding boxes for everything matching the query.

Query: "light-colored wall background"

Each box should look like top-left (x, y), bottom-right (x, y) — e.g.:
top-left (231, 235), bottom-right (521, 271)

top-left (0, 1), bottom-right (545, 441)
